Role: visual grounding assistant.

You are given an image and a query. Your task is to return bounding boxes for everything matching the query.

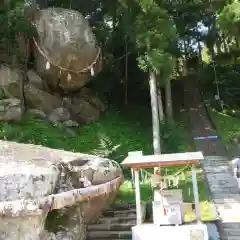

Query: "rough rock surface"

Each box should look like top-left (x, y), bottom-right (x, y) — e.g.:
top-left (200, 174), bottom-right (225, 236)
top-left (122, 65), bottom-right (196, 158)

top-left (33, 8), bottom-right (102, 92)
top-left (0, 66), bottom-right (107, 125)
top-left (24, 83), bottom-right (62, 114)
top-left (0, 66), bottom-right (24, 123)
top-left (27, 109), bottom-right (46, 119)
top-left (41, 203), bottom-right (86, 240)
top-left (77, 88), bottom-right (107, 112)
top-left (0, 65), bottom-right (23, 98)
top-left (0, 140), bottom-right (123, 240)
top-left (48, 107), bottom-right (71, 125)
top-left (0, 98), bottom-right (23, 122)
top-left (27, 69), bottom-right (50, 91)
top-left (67, 96), bottom-right (101, 124)
top-left (0, 212), bottom-right (48, 240)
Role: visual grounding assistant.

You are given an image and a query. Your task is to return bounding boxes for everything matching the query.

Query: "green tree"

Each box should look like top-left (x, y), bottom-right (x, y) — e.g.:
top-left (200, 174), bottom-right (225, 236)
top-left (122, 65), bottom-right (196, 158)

top-left (135, 0), bottom-right (177, 154)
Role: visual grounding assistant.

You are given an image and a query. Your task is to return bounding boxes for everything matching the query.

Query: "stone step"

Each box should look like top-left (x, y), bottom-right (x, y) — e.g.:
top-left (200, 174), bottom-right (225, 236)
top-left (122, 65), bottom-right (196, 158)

top-left (208, 186), bottom-right (239, 194)
top-left (223, 228), bottom-right (240, 236)
top-left (87, 231), bottom-right (132, 239)
top-left (88, 223), bottom-right (134, 231)
top-left (211, 193), bottom-right (240, 201)
top-left (212, 195), bottom-right (240, 204)
top-left (97, 216), bottom-right (136, 224)
top-left (222, 222), bottom-right (240, 229)
top-left (205, 173), bottom-right (236, 182)
top-left (102, 209), bottom-right (136, 217)
top-left (204, 156), bottom-right (229, 161)
top-left (108, 204), bottom-right (136, 211)
top-left (202, 160), bottom-right (229, 167)
top-left (203, 165), bottom-right (232, 173)
top-left (224, 237), bottom-right (240, 240)
top-left (87, 239), bottom-right (131, 240)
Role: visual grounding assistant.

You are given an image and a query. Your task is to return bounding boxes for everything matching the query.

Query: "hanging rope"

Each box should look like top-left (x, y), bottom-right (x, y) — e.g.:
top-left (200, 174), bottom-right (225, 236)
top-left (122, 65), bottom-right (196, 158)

top-left (32, 37), bottom-right (102, 75)
top-left (0, 176), bottom-right (123, 218)
top-left (141, 165), bottom-right (190, 182)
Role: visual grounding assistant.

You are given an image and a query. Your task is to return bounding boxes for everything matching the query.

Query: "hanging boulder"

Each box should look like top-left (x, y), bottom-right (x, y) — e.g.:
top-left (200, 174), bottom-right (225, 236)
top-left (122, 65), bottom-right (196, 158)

top-left (33, 8), bottom-right (102, 93)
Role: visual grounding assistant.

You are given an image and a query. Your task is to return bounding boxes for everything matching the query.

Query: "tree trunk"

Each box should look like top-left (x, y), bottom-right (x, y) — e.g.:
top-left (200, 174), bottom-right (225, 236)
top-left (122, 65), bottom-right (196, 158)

top-left (216, 39), bottom-right (222, 54)
top-left (124, 39), bottom-right (128, 105)
top-left (157, 87), bottom-right (164, 122)
top-left (235, 37), bottom-right (239, 49)
top-left (197, 39), bottom-right (202, 62)
top-left (149, 71), bottom-right (161, 155)
top-left (183, 40), bottom-right (188, 76)
top-left (165, 79), bottom-right (173, 120)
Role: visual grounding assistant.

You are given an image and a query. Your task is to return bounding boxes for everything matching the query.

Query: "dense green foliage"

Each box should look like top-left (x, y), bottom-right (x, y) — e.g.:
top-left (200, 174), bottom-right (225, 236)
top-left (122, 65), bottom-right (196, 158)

top-left (2, 0), bottom-right (240, 107)
top-left (0, 106), bottom-right (187, 158)
top-left (2, 0), bottom-right (240, 214)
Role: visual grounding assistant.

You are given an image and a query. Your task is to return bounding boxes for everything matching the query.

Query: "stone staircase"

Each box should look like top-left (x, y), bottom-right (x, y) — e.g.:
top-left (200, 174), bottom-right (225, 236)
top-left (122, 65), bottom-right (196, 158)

top-left (184, 78), bottom-right (240, 240)
top-left (87, 204), bottom-right (136, 240)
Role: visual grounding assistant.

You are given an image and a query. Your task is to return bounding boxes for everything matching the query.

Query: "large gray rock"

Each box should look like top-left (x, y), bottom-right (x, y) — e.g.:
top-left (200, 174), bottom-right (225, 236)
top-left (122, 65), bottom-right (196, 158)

top-left (24, 83), bottom-right (62, 114)
top-left (33, 8), bottom-right (102, 92)
top-left (66, 96), bottom-right (101, 124)
top-left (71, 158), bottom-right (122, 185)
top-left (0, 140), bottom-right (123, 239)
top-left (48, 107), bottom-right (71, 125)
top-left (77, 87), bottom-right (107, 112)
top-left (0, 65), bottom-right (23, 99)
top-left (0, 141), bottom-right (60, 239)
top-left (27, 69), bottom-right (49, 92)
top-left (41, 203), bottom-right (86, 240)
top-left (27, 109), bottom-right (46, 119)
top-left (0, 98), bottom-right (23, 122)
top-left (0, 212), bottom-right (49, 240)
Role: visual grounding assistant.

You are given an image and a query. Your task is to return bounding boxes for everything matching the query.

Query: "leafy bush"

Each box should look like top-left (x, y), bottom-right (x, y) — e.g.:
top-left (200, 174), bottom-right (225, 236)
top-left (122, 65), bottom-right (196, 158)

top-left (0, 106), bottom-right (188, 163)
top-left (0, 0), bottom-right (34, 65)
top-left (199, 64), bottom-right (240, 108)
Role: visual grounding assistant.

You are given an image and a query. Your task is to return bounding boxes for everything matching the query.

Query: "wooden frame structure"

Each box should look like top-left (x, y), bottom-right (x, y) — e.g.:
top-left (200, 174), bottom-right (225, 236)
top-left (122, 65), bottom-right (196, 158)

top-left (121, 151), bottom-right (204, 225)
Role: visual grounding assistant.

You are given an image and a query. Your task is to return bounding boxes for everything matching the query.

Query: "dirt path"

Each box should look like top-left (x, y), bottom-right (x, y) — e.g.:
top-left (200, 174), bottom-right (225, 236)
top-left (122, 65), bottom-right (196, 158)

top-left (184, 78), bottom-right (240, 240)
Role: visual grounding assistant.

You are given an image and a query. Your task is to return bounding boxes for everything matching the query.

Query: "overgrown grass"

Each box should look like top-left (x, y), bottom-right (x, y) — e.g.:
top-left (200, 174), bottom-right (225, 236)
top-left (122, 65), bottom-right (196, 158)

top-left (209, 108), bottom-right (240, 142)
top-left (0, 105), bottom-right (214, 220)
top-left (0, 105), bottom-right (188, 164)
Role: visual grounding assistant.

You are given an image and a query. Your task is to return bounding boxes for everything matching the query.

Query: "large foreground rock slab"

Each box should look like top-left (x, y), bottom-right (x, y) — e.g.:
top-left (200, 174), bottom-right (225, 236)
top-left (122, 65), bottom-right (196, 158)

top-left (0, 139), bottom-right (123, 197)
top-left (0, 141), bottom-right (60, 239)
top-left (0, 140), bottom-right (123, 239)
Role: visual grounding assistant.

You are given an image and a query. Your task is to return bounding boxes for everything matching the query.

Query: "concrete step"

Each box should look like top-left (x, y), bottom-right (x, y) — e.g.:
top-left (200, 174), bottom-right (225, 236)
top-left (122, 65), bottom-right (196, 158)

top-left (223, 228), bottom-right (240, 236)
top-left (88, 223), bottom-right (134, 231)
top-left (108, 204), bottom-right (136, 211)
top-left (224, 237), bottom-right (240, 240)
top-left (222, 222), bottom-right (240, 229)
top-left (102, 209), bottom-right (136, 217)
top-left (203, 165), bottom-right (232, 173)
top-left (87, 231), bottom-right (132, 239)
top-left (208, 186), bottom-right (239, 195)
top-left (87, 239), bottom-right (131, 240)
top-left (212, 194), bottom-right (240, 204)
top-left (97, 216), bottom-right (136, 224)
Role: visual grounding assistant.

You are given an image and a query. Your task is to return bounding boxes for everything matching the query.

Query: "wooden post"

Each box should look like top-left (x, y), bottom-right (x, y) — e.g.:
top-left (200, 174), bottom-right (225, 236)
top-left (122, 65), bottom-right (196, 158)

top-left (134, 169), bottom-right (142, 225)
top-left (191, 164), bottom-right (201, 222)
top-left (128, 151), bottom-right (143, 189)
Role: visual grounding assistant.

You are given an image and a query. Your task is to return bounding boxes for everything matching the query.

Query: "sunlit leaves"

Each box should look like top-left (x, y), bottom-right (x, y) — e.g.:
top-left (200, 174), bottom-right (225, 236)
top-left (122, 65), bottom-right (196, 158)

top-left (218, 1), bottom-right (240, 38)
top-left (135, 0), bottom-right (177, 75)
